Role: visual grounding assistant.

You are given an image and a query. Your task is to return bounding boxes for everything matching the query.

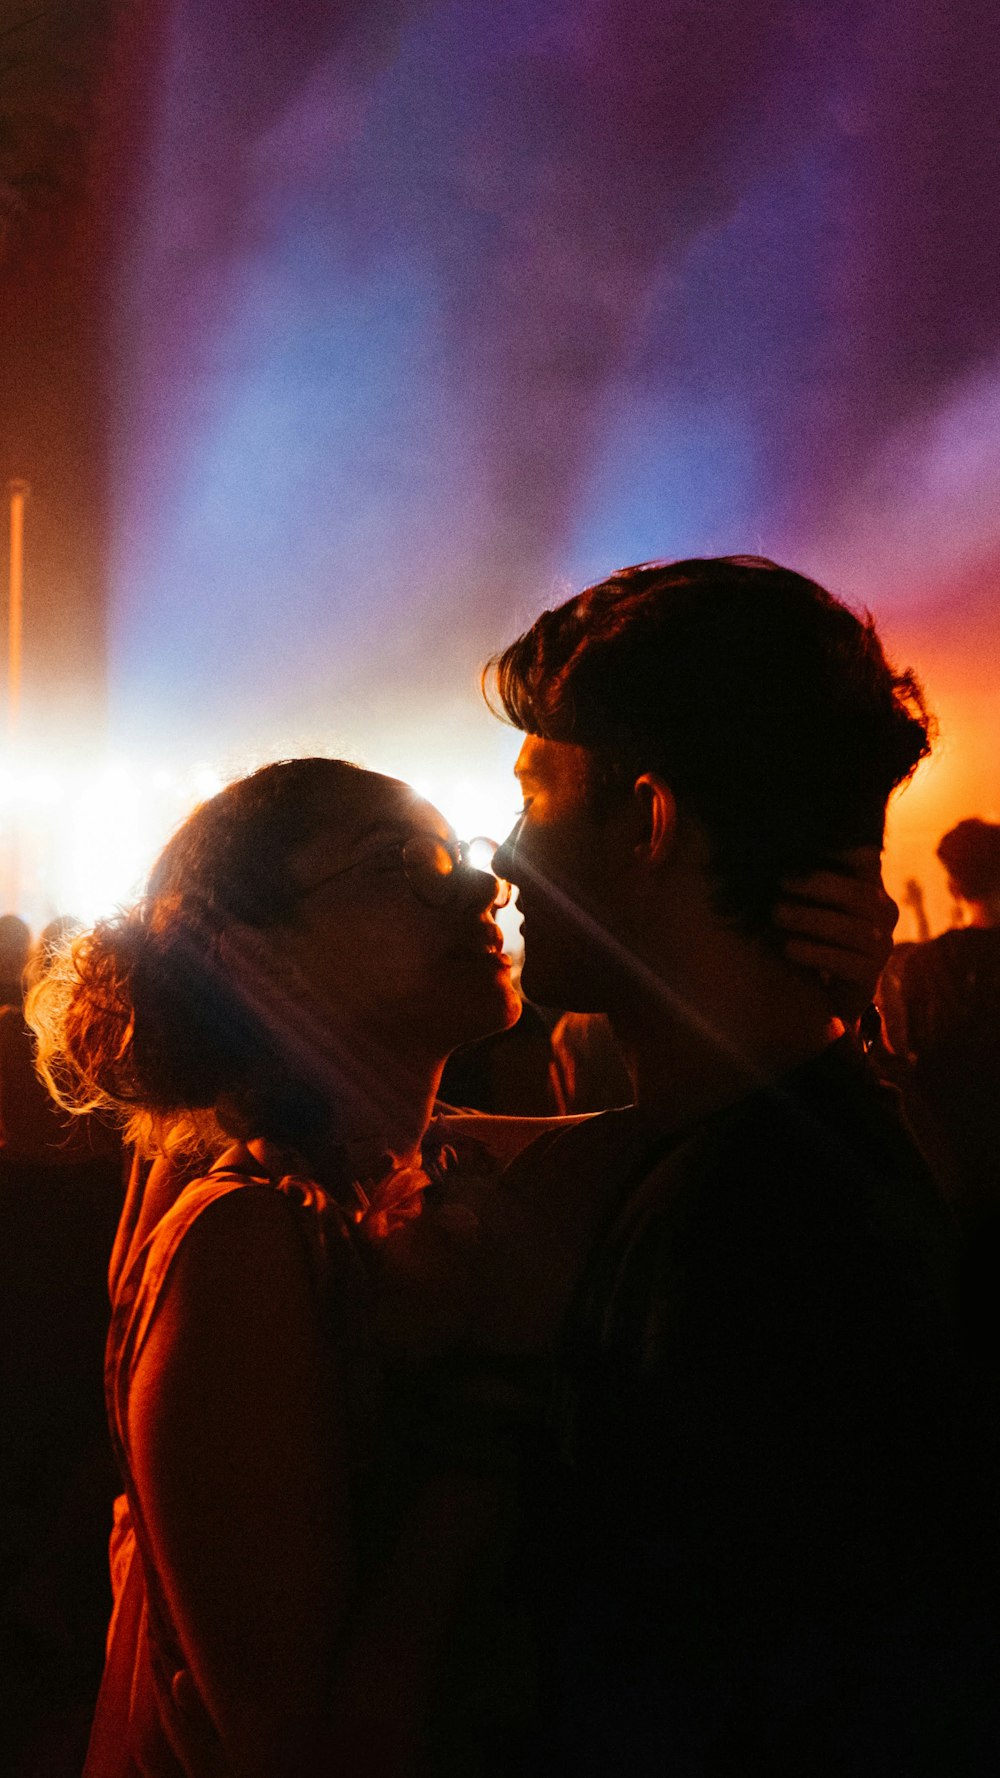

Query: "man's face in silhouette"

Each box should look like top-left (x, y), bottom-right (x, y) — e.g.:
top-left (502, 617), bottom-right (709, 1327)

top-left (494, 734), bottom-right (628, 1012)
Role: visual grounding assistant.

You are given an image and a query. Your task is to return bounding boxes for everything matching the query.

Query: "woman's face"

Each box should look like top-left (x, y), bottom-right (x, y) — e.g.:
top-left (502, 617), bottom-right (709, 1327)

top-left (279, 773), bottom-right (520, 1063)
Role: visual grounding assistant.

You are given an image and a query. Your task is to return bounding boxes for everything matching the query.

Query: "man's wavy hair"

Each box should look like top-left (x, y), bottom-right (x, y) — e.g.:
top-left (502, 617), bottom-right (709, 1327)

top-left (485, 556), bottom-right (932, 931)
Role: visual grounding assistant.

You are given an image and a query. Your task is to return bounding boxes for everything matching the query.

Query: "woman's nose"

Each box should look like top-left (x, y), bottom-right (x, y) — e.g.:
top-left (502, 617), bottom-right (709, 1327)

top-left (491, 823), bottom-right (521, 887)
top-left (458, 838), bottom-right (511, 911)
top-left (457, 863), bottom-right (504, 912)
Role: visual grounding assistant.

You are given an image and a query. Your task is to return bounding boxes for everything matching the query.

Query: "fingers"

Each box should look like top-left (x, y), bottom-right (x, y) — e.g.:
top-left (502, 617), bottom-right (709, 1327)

top-left (776, 855), bottom-right (901, 1025)
top-left (775, 899), bottom-right (887, 957)
top-left (776, 864), bottom-right (897, 1020)
top-left (784, 846), bottom-right (882, 889)
top-left (781, 936), bottom-right (883, 988)
top-left (780, 863), bottom-right (899, 966)
top-left (782, 867), bottom-right (894, 915)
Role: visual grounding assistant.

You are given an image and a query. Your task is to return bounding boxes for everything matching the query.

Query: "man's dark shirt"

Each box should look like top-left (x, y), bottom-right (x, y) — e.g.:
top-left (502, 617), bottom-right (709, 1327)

top-left (523, 1039), bottom-right (995, 1775)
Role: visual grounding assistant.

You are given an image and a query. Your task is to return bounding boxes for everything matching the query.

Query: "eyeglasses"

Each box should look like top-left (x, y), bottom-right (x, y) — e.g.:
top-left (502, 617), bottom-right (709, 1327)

top-left (301, 832), bottom-right (511, 910)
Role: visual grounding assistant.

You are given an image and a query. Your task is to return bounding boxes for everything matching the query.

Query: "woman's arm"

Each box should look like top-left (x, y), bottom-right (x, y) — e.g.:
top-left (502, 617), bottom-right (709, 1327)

top-left (128, 1186), bottom-right (350, 1778)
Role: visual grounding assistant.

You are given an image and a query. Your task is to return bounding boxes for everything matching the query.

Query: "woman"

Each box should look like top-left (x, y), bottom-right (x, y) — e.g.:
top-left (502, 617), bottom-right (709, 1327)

top-left (28, 758), bottom-right (528, 1778)
top-left (28, 757), bottom-right (894, 1778)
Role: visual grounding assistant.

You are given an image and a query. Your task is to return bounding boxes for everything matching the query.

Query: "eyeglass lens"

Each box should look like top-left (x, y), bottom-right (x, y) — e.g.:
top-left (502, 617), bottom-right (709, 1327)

top-left (401, 835), bottom-right (510, 908)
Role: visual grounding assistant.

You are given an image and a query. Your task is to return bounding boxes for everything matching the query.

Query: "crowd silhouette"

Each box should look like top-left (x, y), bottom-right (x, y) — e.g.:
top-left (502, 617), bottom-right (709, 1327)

top-left (0, 557), bottom-right (998, 1777)
top-left (1, 923), bottom-right (125, 1775)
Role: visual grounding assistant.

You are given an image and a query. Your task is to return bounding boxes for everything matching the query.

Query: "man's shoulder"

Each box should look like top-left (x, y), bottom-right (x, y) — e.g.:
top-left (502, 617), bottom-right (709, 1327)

top-left (571, 1046), bottom-right (956, 1383)
top-left (607, 1040), bottom-right (946, 1257)
top-left (723, 1038), bottom-right (892, 1154)
top-left (484, 1043), bottom-right (917, 1231)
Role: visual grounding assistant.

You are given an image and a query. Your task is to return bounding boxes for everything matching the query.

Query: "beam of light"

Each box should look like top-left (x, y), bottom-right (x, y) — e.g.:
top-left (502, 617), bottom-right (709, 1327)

top-left (804, 353), bottom-right (1000, 603)
top-left (800, 354), bottom-right (1000, 942)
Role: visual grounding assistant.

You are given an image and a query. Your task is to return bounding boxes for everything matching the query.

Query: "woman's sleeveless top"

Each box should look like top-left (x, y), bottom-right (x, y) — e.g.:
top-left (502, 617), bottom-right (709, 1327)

top-left (83, 1143), bottom-right (375, 1778)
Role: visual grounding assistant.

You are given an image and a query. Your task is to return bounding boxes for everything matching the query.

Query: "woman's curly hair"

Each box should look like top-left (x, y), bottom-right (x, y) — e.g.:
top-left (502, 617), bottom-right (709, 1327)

top-left (27, 757), bottom-right (369, 1158)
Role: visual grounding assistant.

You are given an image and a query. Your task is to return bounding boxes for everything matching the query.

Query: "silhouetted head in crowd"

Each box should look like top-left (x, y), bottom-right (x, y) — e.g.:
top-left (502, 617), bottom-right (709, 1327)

top-left (489, 556), bottom-right (930, 1016)
top-left (937, 818), bottom-right (1000, 923)
top-left (23, 915), bottom-right (83, 995)
top-left (28, 758), bottom-right (517, 1159)
top-left (0, 912), bottom-right (31, 1005)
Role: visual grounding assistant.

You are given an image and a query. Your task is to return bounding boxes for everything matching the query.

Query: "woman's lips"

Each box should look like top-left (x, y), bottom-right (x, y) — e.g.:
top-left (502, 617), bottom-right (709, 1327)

top-left (449, 923), bottom-right (510, 965)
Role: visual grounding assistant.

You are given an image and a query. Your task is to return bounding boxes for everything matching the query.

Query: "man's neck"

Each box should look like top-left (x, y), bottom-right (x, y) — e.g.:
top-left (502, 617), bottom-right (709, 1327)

top-left (609, 925), bottom-right (841, 1133)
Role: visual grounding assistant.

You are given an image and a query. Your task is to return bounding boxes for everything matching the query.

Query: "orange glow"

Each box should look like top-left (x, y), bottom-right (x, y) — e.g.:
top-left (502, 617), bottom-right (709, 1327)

top-left (880, 596), bottom-right (1000, 943)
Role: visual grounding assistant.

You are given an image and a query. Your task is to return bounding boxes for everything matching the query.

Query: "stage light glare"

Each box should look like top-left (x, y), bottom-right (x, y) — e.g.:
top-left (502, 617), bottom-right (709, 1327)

top-left (192, 764), bottom-right (225, 801)
top-left (371, 756), bottom-right (522, 856)
top-left (25, 772), bottom-right (60, 807)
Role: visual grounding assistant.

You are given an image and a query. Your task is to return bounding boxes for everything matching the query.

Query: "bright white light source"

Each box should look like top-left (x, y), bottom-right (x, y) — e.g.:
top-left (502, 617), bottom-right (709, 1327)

top-left (0, 751), bottom-right (233, 929)
top-left (372, 747), bottom-right (521, 851)
top-left (192, 764), bottom-right (225, 801)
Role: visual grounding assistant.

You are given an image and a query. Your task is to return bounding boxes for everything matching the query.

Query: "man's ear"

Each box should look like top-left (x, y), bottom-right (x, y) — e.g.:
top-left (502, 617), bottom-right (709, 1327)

top-left (631, 773), bottom-right (678, 865)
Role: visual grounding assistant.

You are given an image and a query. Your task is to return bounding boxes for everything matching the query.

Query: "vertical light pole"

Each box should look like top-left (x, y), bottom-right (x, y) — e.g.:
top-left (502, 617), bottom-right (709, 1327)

top-left (4, 480), bottom-right (29, 915)
top-left (8, 479), bottom-right (29, 742)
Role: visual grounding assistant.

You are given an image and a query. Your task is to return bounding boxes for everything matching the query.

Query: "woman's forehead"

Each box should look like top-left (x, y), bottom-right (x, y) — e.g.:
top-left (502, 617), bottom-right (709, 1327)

top-left (292, 775), bottom-right (448, 875)
top-left (340, 775), bottom-right (449, 838)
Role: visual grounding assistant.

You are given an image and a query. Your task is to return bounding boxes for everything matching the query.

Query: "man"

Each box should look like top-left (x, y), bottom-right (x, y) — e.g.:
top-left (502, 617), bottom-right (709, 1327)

top-left (483, 557), bottom-right (993, 1774)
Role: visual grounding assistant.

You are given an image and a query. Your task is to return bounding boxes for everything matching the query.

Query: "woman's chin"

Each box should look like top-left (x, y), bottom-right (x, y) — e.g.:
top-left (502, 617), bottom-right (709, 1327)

top-left (451, 968), bottom-right (523, 1046)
